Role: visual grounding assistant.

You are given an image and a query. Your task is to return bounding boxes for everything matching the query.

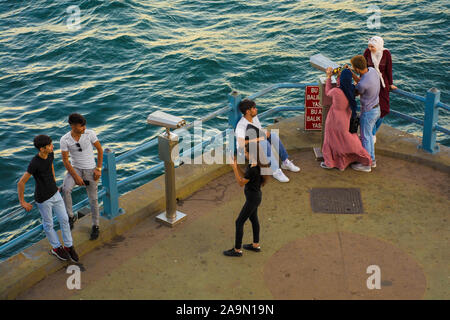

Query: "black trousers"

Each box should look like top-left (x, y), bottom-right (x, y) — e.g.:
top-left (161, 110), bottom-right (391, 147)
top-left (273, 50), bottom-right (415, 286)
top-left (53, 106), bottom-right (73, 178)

top-left (235, 190), bottom-right (262, 249)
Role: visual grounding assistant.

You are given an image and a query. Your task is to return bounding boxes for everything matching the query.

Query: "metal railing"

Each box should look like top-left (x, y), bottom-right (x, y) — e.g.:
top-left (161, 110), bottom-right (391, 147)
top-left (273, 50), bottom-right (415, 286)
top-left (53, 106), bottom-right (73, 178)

top-left (0, 82), bottom-right (448, 259)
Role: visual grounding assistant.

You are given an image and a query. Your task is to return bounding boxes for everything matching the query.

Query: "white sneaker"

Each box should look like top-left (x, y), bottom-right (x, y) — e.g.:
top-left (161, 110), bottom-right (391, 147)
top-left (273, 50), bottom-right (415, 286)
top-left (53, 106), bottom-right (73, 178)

top-left (272, 169), bottom-right (289, 182)
top-left (371, 160), bottom-right (376, 168)
top-left (281, 159), bottom-right (300, 172)
top-left (351, 163), bottom-right (371, 172)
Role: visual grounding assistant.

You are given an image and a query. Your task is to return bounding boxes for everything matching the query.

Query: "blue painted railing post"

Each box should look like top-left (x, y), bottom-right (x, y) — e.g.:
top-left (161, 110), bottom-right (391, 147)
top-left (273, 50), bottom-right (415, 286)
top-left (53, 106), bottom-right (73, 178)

top-left (101, 149), bottom-right (124, 219)
top-left (421, 88), bottom-right (441, 153)
top-left (228, 90), bottom-right (242, 129)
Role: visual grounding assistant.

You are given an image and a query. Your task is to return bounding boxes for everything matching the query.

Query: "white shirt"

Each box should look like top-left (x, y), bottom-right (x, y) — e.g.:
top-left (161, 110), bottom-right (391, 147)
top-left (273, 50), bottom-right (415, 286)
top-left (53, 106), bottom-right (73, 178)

top-left (60, 129), bottom-right (98, 169)
top-left (235, 115), bottom-right (263, 148)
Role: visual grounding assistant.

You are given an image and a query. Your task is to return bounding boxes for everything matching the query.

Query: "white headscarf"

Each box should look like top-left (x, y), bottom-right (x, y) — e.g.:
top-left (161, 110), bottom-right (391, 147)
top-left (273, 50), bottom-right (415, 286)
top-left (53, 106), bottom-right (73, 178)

top-left (368, 36), bottom-right (386, 88)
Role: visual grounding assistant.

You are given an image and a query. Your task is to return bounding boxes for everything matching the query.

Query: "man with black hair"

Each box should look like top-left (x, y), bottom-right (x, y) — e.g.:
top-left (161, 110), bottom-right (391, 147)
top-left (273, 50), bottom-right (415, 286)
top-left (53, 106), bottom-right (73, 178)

top-left (60, 113), bottom-right (103, 240)
top-left (349, 55), bottom-right (380, 172)
top-left (235, 99), bottom-right (300, 183)
top-left (17, 135), bottom-right (79, 262)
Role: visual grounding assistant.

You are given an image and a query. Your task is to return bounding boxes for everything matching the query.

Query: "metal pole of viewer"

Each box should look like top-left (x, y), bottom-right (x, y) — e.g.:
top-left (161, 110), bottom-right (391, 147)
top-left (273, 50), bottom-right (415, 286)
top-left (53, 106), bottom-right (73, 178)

top-left (154, 128), bottom-right (187, 227)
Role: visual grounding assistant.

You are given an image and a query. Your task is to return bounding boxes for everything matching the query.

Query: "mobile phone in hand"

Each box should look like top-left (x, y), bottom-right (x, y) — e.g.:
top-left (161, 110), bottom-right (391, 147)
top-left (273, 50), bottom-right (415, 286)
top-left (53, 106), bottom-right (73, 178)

top-left (83, 180), bottom-right (90, 186)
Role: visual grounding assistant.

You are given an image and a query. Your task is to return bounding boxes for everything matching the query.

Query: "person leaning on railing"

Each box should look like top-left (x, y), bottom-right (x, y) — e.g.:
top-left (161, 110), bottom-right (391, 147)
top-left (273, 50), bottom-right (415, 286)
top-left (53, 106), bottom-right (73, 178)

top-left (363, 36), bottom-right (397, 139)
top-left (60, 113), bottom-right (103, 240)
top-left (17, 135), bottom-right (79, 262)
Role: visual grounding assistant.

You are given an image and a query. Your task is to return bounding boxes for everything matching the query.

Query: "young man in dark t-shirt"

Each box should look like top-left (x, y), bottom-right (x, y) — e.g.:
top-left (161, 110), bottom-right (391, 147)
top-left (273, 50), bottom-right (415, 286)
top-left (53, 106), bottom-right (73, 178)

top-left (17, 135), bottom-right (79, 262)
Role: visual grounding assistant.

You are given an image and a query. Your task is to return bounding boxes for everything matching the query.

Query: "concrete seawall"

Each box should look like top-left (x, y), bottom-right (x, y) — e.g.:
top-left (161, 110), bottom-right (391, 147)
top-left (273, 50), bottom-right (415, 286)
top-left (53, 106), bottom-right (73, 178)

top-left (1, 115), bottom-right (449, 299)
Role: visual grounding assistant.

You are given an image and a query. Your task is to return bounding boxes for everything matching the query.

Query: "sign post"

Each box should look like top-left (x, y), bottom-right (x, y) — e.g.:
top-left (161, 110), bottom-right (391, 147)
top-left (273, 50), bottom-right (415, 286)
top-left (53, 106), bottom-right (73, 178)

top-left (304, 85), bottom-right (322, 131)
top-left (312, 77), bottom-right (337, 160)
top-left (309, 54), bottom-right (340, 160)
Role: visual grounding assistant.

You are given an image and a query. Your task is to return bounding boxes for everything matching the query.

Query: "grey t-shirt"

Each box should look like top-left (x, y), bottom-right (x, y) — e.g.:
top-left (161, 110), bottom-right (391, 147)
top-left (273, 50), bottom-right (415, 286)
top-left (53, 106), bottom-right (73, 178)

top-left (356, 67), bottom-right (380, 113)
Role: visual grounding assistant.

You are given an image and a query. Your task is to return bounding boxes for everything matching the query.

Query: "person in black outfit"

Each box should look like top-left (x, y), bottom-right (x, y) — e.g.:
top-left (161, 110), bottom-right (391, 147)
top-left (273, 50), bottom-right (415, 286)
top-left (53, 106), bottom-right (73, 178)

top-left (224, 138), bottom-right (269, 257)
top-left (17, 135), bottom-right (79, 262)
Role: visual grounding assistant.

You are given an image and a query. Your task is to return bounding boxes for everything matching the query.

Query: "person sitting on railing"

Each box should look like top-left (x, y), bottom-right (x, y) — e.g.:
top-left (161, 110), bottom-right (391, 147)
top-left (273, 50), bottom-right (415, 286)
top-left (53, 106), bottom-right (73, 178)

top-left (234, 99), bottom-right (300, 183)
top-left (224, 140), bottom-right (269, 257)
top-left (60, 113), bottom-right (103, 240)
top-left (320, 68), bottom-right (372, 171)
top-left (17, 135), bottom-right (79, 262)
top-left (363, 36), bottom-right (398, 141)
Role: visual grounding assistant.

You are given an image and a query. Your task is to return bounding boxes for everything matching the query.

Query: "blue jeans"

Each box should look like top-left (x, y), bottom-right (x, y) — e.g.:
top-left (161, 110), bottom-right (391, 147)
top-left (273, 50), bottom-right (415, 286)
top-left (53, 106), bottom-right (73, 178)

top-left (259, 132), bottom-right (289, 173)
top-left (360, 107), bottom-right (380, 161)
top-left (36, 191), bottom-right (73, 249)
top-left (372, 117), bottom-right (384, 135)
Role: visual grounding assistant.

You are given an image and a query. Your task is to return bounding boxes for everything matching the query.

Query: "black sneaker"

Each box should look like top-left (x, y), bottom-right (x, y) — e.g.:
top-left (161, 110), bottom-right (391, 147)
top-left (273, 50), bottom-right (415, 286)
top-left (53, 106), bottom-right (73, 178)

top-left (243, 244), bottom-right (261, 252)
top-left (90, 225), bottom-right (99, 240)
top-left (69, 215), bottom-right (77, 230)
top-left (51, 246), bottom-right (70, 261)
top-left (223, 248), bottom-right (242, 257)
top-left (64, 246), bottom-right (79, 262)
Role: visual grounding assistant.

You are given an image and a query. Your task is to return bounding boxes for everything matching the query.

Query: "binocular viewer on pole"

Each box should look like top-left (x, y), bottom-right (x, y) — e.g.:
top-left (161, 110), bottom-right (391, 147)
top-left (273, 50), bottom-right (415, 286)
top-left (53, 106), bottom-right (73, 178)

top-left (147, 110), bottom-right (187, 136)
top-left (310, 53), bottom-right (340, 74)
top-left (147, 110), bottom-right (187, 227)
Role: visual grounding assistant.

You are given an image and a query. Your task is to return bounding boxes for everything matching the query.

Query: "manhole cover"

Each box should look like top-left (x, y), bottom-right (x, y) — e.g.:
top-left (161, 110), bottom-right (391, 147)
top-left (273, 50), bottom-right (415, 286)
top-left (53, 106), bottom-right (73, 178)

top-left (310, 188), bottom-right (364, 214)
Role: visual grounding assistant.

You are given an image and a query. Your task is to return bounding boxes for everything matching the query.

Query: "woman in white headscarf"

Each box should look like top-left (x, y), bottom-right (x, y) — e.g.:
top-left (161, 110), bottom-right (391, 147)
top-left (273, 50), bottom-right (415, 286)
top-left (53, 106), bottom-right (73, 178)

top-left (363, 36), bottom-right (397, 136)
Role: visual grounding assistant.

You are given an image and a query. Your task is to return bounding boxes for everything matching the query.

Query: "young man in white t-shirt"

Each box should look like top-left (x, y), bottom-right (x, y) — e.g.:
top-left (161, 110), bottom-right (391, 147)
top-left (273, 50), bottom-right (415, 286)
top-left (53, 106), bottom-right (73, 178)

top-left (235, 99), bottom-right (300, 183)
top-left (60, 113), bottom-right (103, 240)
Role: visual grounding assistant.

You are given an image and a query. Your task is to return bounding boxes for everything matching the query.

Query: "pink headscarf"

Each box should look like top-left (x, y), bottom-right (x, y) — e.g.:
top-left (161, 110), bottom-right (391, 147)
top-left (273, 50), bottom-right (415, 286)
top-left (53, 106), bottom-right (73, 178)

top-left (368, 36), bottom-right (386, 88)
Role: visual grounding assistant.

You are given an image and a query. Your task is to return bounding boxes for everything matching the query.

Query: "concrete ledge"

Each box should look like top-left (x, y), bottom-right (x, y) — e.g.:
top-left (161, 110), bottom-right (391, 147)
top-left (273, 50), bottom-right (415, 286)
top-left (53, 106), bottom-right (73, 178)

top-left (374, 125), bottom-right (450, 173)
top-left (1, 114), bottom-right (448, 299)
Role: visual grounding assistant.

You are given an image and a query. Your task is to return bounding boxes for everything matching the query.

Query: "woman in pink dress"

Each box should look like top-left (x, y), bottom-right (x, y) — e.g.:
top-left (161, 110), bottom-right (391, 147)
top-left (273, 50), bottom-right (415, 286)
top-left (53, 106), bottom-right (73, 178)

top-left (320, 67), bottom-right (372, 171)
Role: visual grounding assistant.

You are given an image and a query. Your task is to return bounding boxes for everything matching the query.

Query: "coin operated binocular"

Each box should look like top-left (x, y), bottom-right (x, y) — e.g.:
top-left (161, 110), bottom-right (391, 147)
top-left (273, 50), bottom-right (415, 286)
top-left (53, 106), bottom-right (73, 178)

top-left (310, 53), bottom-right (342, 75)
top-left (147, 110), bottom-right (187, 227)
top-left (147, 110), bottom-right (186, 135)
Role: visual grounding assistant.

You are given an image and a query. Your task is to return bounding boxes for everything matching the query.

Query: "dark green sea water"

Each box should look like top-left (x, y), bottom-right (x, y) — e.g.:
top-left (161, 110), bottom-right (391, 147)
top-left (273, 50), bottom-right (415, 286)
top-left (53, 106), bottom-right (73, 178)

top-left (0, 0), bottom-right (449, 258)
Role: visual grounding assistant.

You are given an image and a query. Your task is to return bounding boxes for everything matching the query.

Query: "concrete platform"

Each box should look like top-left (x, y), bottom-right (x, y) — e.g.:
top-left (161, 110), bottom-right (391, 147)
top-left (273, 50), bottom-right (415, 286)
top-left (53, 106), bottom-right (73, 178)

top-left (1, 115), bottom-right (449, 300)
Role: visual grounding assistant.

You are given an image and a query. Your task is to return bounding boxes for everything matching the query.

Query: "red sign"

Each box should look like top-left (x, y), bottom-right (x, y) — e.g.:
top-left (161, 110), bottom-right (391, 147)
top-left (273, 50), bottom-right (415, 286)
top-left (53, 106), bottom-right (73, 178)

top-left (304, 85), bottom-right (322, 130)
